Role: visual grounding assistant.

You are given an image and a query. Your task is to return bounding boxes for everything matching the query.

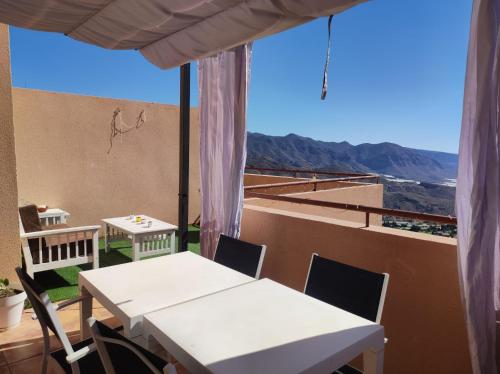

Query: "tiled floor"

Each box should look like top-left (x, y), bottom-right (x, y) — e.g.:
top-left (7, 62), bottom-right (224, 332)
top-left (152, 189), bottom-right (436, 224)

top-left (0, 301), bottom-right (120, 373)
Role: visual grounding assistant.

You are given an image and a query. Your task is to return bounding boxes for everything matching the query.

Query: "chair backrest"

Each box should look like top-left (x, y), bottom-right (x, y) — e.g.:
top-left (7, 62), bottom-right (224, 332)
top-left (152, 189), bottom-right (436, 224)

top-left (18, 205), bottom-right (45, 259)
top-left (15, 267), bottom-right (74, 353)
top-left (213, 234), bottom-right (266, 278)
top-left (304, 254), bottom-right (389, 323)
top-left (18, 204), bottom-right (42, 233)
top-left (88, 318), bottom-right (169, 374)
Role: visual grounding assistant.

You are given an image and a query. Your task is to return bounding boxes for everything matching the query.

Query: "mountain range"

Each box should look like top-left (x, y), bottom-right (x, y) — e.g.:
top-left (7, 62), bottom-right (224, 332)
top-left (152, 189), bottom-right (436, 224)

top-left (247, 132), bottom-right (457, 184)
top-left (246, 132), bottom-right (457, 216)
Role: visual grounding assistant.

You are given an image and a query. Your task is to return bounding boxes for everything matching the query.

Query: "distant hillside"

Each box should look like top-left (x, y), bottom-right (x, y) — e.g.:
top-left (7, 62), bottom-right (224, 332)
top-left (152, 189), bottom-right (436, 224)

top-left (383, 180), bottom-right (455, 216)
top-left (246, 132), bottom-right (457, 216)
top-left (247, 132), bottom-right (457, 184)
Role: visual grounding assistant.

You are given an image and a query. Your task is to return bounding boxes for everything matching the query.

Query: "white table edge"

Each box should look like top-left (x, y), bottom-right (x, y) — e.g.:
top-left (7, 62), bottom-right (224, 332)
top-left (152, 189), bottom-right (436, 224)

top-left (102, 218), bottom-right (178, 234)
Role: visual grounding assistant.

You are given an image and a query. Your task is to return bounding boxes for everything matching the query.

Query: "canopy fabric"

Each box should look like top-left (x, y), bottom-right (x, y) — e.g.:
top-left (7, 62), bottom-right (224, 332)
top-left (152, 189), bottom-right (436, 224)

top-left (0, 0), bottom-right (365, 69)
top-left (456, 0), bottom-right (500, 372)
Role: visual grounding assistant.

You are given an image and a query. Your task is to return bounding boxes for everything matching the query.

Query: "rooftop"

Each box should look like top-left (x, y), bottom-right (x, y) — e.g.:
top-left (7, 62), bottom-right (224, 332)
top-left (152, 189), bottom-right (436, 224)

top-left (0, 67), bottom-right (466, 374)
top-left (3, 166), bottom-right (467, 373)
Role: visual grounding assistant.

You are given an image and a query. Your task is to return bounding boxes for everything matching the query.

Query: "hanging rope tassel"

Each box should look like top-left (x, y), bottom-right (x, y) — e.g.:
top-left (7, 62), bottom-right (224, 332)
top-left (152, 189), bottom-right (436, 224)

top-left (321, 15), bottom-right (334, 100)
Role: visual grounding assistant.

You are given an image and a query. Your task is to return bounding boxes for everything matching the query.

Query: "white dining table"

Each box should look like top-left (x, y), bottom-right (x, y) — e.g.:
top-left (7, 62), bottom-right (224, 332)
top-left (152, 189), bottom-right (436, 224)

top-left (78, 251), bottom-right (255, 338)
top-left (143, 278), bottom-right (385, 374)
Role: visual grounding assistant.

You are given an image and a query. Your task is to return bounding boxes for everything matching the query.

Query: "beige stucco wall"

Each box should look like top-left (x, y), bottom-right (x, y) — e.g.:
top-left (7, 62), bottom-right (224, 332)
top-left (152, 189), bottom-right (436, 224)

top-left (245, 183), bottom-right (384, 225)
top-left (241, 205), bottom-right (470, 374)
top-left (0, 25), bottom-right (20, 281)
top-left (13, 88), bottom-right (200, 230)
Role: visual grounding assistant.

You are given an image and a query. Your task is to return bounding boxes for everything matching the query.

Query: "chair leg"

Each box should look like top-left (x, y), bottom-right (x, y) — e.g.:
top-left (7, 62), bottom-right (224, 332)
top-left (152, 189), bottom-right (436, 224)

top-left (40, 356), bottom-right (48, 374)
top-left (40, 329), bottom-right (50, 374)
top-left (70, 362), bottom-right (81, 374)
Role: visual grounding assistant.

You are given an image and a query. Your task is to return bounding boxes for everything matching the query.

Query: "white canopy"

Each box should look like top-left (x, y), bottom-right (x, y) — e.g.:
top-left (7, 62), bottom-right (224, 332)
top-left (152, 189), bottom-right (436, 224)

top-left (0, 0), bottom-right (365, 69)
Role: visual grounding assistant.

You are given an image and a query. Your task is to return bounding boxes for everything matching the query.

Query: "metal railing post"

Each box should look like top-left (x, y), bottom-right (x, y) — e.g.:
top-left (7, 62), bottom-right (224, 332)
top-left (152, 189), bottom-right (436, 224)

top-left (178, 63), bottom-right (190, 252)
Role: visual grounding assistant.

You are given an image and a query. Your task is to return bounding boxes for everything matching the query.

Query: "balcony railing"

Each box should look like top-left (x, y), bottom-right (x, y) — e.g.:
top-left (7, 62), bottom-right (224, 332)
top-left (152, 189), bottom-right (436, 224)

top-left (244, 166), bottom-right (457, 227)
top-left (246, 165), bottom-right (380, 183)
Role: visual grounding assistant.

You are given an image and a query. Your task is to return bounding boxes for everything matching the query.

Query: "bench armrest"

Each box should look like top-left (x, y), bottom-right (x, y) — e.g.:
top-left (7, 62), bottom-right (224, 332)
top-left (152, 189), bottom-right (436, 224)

top-left (20, 225), bottom-right (100, 239)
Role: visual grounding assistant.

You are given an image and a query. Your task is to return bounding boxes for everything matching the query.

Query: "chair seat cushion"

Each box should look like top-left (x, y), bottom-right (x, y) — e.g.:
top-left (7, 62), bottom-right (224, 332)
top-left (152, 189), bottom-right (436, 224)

top-left (51, 338), bottom-right (105, 374)
top-left (19, 204), bottom-right (42, 233)
top-left (42, 223), bottom-right (70, 231)
top-left (44, 227), bottom-right (89, 248)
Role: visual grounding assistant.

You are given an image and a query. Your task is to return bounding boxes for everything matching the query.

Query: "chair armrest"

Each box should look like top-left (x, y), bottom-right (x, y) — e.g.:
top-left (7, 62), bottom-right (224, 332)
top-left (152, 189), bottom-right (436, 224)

top-left (66, 343), bottom-right (96, 364)
top-left (55, 295), bottom-right (91, 311)
top-left (20, 225), bottom-right (101, 239)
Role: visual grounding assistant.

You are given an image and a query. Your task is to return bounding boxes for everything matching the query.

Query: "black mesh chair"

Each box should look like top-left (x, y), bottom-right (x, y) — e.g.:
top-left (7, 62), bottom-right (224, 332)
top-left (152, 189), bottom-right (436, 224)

top-left (303, 254), bottom-right (389, 374)
top-left (88, 318), bottom-right (177, 374)
top-left (15, 266), bottom-right (105, 374)
top-left (213, 234), bottom-right (266, 278)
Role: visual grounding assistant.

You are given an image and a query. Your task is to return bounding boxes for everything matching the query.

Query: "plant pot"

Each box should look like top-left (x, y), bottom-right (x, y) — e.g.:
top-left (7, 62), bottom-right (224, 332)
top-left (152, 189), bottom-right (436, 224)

top-left (0, 289), bottom-right (27, 330)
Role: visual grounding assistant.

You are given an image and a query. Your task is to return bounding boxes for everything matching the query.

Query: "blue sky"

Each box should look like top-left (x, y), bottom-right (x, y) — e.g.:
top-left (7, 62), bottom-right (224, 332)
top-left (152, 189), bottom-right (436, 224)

top-left (9, 0), bottom-right (471, 153)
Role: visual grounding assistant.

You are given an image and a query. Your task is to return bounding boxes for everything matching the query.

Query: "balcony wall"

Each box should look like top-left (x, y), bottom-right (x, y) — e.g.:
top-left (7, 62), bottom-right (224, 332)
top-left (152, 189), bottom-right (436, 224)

top-left (0, 24), bottom-right (20, 280)
top-left (240, 205), bottom-right (470, 374)
top-left (245, 182), bottom-right (383, 225)
top-left (12, 88), bottom-right (201, 229)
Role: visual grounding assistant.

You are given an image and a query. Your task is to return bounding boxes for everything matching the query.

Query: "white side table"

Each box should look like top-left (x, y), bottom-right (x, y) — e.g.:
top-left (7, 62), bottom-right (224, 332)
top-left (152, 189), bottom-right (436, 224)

top-left (102, 215), bottom-right (177, 262)
top-left (38, 208), bottom-right (70, 226)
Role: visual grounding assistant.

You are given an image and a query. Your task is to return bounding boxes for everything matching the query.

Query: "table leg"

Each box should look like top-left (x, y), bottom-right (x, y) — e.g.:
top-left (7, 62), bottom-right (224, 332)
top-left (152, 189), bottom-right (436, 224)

top-left (132, 236), bottom-right (139, 262)
top-left (364, 347), bottom-right (384, 374)
top-left (143, 330), bottom-right (154, 350)
top-left (170, 231), bottom-right (176, 254)
top-left (105, 224), bottom-right (110, 253)
top-left (143, 328), bottom-right (168, 359)
top-left (79, 286), bottom-right (93, 340)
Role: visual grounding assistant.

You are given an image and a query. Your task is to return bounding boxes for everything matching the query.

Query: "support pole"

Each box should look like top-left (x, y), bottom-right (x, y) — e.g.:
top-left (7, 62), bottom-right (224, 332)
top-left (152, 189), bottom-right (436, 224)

top-left (178, 63), bottom-right (190, 252)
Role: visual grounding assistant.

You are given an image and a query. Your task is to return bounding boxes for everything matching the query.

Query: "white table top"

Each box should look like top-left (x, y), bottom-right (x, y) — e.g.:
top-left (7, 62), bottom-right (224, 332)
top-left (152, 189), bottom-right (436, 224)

top-left (38, 208), bottom-right (70, 217)
top-left (102, 215), bottom-right (177, 235)
top-left (143, 278), bottom-right (384, 374)
top-left (79, 252), bottom-right (255, 337)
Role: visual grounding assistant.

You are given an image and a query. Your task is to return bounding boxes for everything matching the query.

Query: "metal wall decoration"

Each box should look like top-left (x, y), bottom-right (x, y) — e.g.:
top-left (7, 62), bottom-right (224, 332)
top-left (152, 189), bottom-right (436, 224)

top-left (107, 108), bottom-right (146, 154)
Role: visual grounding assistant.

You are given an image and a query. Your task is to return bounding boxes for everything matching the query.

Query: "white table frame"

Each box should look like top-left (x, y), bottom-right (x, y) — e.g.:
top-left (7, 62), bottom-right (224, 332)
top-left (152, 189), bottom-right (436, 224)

top-left (102, 215), bottom-right (177, 262)
top-left (142, 279), bottom-right (385, 374)
top-left (38, 208), bottom-right (70, 226)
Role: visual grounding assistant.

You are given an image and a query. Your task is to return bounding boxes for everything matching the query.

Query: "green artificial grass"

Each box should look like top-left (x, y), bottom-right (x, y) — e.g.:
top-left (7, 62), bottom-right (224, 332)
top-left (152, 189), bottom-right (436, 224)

top-left (35, 225), bottom-right (200, 302)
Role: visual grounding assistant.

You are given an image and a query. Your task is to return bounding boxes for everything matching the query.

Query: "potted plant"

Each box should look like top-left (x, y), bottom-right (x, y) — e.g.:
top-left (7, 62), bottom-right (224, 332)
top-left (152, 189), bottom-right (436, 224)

top-left (0, 278), bottom-right (27, 330)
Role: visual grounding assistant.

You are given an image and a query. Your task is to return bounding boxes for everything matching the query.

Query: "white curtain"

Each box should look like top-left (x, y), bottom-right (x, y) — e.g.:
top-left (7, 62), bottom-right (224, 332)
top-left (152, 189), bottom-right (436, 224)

top-left (198, 44), bottom-right (252, 259)
top-left (456, 0), bottom-right (500, 373)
